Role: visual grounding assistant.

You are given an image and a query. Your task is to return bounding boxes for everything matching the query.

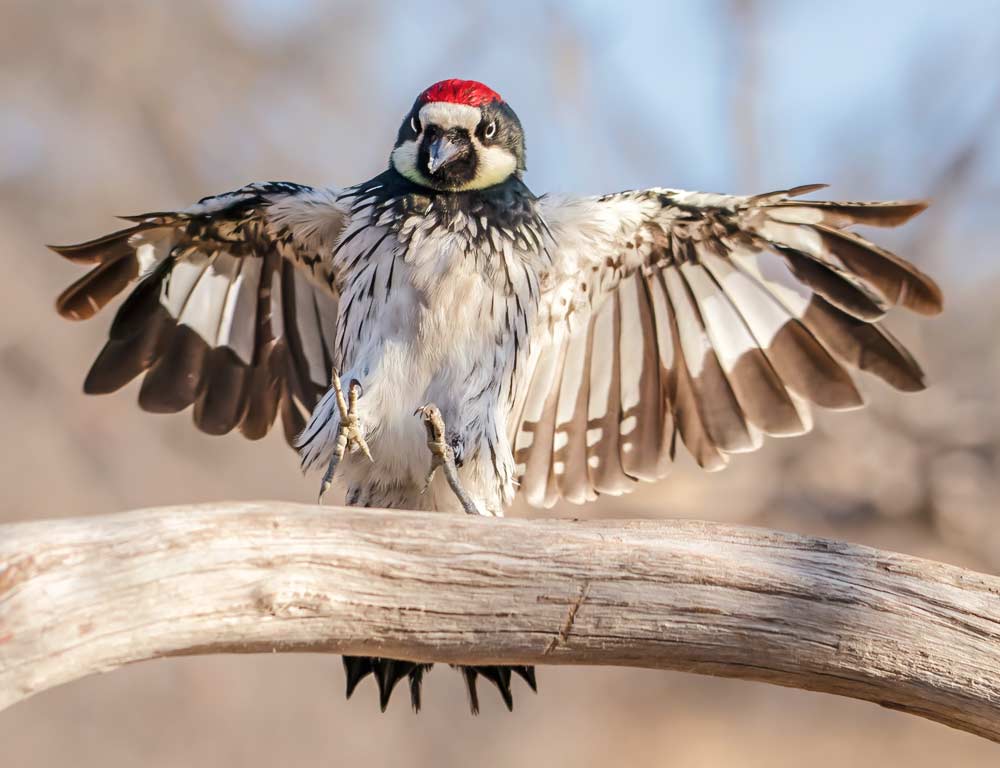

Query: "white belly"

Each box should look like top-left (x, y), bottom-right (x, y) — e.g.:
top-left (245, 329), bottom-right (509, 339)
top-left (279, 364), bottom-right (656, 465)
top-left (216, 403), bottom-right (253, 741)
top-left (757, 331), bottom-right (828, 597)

top-left (299, 206), bottom-right (542, 515)
top-left (334, 237), bottom-right (519, 513)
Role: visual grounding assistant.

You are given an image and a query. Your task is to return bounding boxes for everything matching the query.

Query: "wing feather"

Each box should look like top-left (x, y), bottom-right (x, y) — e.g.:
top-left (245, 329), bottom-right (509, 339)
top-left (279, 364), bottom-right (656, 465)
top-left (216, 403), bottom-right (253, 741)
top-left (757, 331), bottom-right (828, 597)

top-left (723, 248), bottom-right (864, 409)
top-left (515, 328), bottom-right (566, 506)
top-left (658, 270), bottom-right (728, 471)
top-left (585, 292), bottom-right (634, 494)
top-left (617, 274), bottom-right (664, 481)
top-left (553, 317), bottom-right (596, 503)
top-left (52, 182), bottom-right (348, 445)
top-left (644, 272), bottom-right (679, 473)
top-left (517, 185), bottom-right (941, 506)
top-left (684, 260), bottom-right (804, 437)
top-left (664, 266), bottom-right (756, 453)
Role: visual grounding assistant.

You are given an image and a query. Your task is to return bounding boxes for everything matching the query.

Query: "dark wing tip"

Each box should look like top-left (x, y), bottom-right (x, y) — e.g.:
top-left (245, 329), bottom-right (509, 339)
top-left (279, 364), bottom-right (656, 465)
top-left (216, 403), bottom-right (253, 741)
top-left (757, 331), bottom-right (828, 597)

top-left (53, 294), bottom-right (88, 321)
top-left (855, 198), bottom-right (930, 227)
top-left (898, 370), bottom-right (929, 393)
top-left (47, 224), bottom-right (150, 265)
top-left (748, 183), bottom-right (829, 204)
top-left (48, 240), bottom-right (108, 263)
top-left (786, 183), bottom-right (830, 197)
top-left (906, 274), bottom-right (944, 316)
top-left (883, 199), bottom-right (931, 227)
top-left (116, 212), bottom-right (174, 223)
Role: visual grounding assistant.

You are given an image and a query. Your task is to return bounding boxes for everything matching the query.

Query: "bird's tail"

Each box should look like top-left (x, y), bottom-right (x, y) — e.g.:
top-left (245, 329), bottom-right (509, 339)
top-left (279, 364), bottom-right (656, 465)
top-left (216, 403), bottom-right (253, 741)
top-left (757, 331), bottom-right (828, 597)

top-left (343, 656), bottom-right (536, 714)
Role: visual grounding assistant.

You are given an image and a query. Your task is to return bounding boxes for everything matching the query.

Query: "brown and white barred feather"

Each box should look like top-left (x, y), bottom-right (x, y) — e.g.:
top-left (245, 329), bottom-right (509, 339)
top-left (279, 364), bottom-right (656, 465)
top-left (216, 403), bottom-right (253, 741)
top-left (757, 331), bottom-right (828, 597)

top-left (512, 185), bottom-right (942, 507)
top-left (51, 183), bottom-right (348, 443)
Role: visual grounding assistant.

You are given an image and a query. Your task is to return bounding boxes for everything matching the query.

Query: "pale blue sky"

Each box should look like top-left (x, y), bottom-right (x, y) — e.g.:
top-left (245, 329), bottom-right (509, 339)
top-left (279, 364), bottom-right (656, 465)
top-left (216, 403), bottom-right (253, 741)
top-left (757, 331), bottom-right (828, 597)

top-left (4, 0), bottom-right (997, 277)
top-left (225, 0), bottom-right (1000, 196)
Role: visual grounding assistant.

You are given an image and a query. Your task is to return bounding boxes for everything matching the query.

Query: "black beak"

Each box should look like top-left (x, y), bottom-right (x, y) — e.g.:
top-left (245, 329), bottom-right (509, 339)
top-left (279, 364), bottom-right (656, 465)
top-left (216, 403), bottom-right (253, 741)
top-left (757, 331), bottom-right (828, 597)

top-left (427, 135), bottom-right (463, 174)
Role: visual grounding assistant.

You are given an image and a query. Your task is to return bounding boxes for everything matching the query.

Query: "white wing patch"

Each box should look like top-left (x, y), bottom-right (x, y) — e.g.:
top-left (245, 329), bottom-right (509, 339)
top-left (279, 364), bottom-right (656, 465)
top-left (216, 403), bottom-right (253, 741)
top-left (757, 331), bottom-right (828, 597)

top-left (53, 181), bottom-right (348, 443)
top-left (511, 186), bottom-right (939, 507)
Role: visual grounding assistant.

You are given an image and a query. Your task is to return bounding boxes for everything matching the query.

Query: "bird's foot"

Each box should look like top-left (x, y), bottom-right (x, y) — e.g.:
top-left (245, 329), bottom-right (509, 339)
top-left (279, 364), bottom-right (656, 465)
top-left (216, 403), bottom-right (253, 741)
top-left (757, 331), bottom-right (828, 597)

top-left (415, 403), bottom-right (480, 515)
top-left (318, 370), bottom-right (373, 503)
top-left (342, 656), bottom-right (537, 714)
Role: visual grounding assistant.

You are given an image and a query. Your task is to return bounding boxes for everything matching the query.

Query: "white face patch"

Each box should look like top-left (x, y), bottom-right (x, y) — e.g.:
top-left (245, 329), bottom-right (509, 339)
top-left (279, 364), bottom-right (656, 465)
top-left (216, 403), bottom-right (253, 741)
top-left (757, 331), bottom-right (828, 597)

top-left (472, 145), bottom-right (517, 190)
top-left (418, 101), bottom-right (481, 131)
top-left (391, 140), bottom-right (429, 187)
top-left (390, 101), bottom-right (518, 192)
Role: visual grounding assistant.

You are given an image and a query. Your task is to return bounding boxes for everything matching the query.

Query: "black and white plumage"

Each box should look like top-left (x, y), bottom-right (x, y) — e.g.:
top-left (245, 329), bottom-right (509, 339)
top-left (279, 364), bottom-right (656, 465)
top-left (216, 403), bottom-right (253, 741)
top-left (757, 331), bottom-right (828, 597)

top-left (54, 181), bottom-right (346, 444)
top-left (52, 78), bottom-right (942, 713)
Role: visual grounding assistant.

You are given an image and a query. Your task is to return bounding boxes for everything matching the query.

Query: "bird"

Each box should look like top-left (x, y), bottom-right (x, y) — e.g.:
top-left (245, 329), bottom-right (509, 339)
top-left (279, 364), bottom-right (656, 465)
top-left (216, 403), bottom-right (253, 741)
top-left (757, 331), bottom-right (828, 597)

top-left (51, 78), bottom-right (943, 714)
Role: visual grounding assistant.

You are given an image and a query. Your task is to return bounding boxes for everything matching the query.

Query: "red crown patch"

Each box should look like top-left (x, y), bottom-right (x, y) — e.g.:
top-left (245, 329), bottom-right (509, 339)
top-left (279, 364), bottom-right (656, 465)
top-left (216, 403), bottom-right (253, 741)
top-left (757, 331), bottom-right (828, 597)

top-left (420, 79), bottom-right (502, 107)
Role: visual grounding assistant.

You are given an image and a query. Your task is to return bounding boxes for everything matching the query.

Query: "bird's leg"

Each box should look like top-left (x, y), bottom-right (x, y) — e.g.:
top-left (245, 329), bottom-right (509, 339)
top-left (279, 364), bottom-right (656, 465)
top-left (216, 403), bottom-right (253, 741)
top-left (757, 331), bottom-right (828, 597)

top-left (342, 406), bottom-right (536, 712)
top-left (411, 406), bottom-right (537, 712)
top-left (318, 370), bottom-right (373, 503)
top-left (415, 404), bottom-right (481, 515)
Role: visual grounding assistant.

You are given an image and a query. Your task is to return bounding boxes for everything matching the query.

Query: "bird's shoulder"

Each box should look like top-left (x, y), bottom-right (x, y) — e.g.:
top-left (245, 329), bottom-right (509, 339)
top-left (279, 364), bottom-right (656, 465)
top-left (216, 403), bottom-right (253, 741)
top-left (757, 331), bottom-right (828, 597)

top-left (337, 170), bottom-right (548, 257)
top-left (344, 168), bottom-right (538, 216)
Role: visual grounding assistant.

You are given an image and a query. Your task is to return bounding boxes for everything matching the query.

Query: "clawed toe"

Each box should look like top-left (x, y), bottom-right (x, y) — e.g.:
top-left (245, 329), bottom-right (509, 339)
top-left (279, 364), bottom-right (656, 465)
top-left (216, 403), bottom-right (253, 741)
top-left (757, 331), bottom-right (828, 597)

top-left (415, 404), bottom-right (481, 515)
top-left (317, 370), bottom-right (373, 503)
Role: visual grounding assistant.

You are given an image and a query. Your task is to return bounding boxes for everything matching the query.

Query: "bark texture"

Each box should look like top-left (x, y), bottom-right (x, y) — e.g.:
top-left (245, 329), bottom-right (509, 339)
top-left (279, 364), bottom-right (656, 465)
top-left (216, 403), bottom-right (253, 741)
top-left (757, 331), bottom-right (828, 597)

top-left (1, 503), bottom-right (998, 740)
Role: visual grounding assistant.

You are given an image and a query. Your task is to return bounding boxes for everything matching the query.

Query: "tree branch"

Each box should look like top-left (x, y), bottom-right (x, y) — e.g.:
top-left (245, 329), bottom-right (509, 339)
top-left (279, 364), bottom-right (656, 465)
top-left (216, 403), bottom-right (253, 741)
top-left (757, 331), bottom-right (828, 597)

top-left (1, 503), bottom-right (999, 740)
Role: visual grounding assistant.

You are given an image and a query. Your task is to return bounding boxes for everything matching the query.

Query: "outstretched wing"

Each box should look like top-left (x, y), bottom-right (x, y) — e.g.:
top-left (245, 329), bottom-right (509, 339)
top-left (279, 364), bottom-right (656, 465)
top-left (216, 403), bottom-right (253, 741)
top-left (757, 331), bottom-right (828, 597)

top-left (52, 182), bottom-right (348, 444)
top-left (511, 185), bottom-right (942, 507)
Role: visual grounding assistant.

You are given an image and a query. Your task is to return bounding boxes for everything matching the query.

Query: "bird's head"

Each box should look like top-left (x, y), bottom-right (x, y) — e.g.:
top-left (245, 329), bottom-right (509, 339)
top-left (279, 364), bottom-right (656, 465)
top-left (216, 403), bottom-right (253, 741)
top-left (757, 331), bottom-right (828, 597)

top-left (390, 79), bottom-right (525, 192)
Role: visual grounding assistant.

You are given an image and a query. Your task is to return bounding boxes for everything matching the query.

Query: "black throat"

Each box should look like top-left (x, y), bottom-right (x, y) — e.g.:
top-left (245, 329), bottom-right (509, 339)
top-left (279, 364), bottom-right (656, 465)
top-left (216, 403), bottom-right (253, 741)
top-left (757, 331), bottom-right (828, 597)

top-left (418, 128), bottom-right (477, 189)
top-left (348, 168), bottom-right (542, 241)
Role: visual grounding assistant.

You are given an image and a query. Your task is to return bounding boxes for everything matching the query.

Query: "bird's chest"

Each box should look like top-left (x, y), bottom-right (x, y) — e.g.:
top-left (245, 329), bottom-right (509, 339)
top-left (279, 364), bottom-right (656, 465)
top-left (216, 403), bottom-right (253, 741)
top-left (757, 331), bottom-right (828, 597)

top-left (335, 214), bottom-right (541, 424)
top-left (329, 191), bottom-right (548, 509)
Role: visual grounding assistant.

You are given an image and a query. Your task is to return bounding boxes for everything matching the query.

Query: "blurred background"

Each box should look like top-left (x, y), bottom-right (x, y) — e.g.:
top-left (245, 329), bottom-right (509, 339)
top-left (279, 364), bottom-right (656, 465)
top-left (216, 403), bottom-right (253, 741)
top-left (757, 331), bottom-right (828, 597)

top-left (2, 0), bottom-right (1000, 764)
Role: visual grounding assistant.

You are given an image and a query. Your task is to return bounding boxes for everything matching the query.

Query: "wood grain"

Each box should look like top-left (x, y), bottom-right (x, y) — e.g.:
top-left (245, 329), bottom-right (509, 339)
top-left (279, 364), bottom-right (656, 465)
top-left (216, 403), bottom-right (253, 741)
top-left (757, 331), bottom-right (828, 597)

top-left (1, 503), bottom-right (999, 739)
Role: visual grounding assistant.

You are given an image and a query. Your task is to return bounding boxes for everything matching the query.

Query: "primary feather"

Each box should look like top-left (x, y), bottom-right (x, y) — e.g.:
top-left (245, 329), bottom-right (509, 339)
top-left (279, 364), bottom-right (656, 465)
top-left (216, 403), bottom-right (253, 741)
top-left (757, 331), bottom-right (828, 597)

top-left (513, 187), bottom-right (939, 506)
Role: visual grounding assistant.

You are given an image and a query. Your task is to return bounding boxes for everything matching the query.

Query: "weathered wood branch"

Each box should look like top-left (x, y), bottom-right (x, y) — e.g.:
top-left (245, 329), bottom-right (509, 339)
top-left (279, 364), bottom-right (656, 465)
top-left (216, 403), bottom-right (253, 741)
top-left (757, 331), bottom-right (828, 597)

top-left (1, 503), bottom-right (999, 740)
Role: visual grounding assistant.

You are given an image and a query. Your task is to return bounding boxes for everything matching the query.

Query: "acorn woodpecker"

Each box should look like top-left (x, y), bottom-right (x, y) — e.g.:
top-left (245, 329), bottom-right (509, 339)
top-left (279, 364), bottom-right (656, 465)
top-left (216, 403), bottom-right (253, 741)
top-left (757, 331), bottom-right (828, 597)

top-left (51, 78), bottom-right (943, 713)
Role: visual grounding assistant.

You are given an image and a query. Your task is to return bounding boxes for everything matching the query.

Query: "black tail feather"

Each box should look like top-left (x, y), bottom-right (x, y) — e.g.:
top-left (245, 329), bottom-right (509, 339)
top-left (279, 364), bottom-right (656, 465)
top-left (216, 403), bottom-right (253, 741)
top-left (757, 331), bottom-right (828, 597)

top-left (461, 666), bottom-right (481, 715)
top-left (512, 665), bottom-right (538, 692)
top-left (375, 659), bottom-right (414, 712)
top-left (343, 655), bottom-right (374, 699)
top-left (475, 665), bottom-right (514, 711)
top-left (342, 656), bottom-right (536, 713)
top-left (407, 663), bottom-right (432, 713)
top-left (343, 656), bottom-right (435, 712)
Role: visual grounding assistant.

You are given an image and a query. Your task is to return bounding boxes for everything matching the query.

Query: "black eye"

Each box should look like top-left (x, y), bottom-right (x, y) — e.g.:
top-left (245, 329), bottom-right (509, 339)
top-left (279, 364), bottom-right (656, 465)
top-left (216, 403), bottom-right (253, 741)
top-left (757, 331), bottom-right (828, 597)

top-left (484, 120), bottom-right (497, 139)
top-left (410, 116), bottom-right (420, 134)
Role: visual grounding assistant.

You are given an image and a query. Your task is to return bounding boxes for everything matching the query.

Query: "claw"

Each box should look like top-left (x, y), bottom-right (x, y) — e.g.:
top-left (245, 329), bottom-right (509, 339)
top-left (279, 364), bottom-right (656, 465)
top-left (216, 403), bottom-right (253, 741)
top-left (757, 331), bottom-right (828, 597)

top-left (347, 379), bottom-right (374, 463)
top-left (317, 369), bottom-right (373, 503)
top-left (415, 404), bottom-right (481, 515)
